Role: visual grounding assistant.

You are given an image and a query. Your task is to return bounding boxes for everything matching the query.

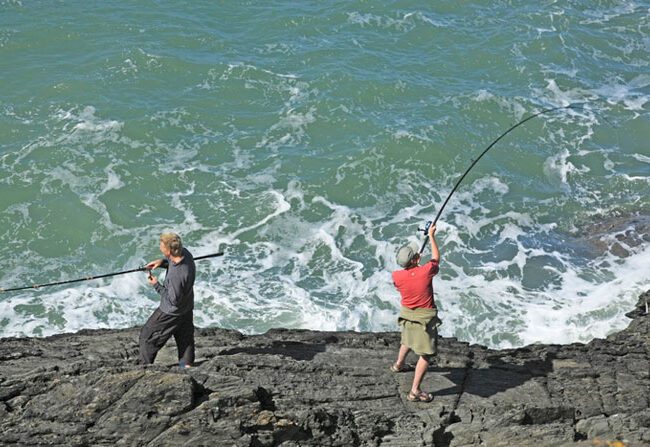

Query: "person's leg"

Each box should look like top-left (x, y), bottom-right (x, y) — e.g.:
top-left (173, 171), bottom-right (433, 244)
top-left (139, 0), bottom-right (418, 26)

top-left (405, 318), bottom-right (437, 401)
top-left (139, 309), bottom-right (175, 365)
top-left (173, 311), bottom-right (195, 367)
top-left (393, 344), bottom-right (410, 370)
top-left (410, 355), bottom-right (430, 394)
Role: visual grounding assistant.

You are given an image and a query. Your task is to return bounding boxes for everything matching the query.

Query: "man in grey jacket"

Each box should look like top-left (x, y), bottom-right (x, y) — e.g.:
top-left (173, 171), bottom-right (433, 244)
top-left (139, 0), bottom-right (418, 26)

top-left (139, 232), bottom-right (196, 367)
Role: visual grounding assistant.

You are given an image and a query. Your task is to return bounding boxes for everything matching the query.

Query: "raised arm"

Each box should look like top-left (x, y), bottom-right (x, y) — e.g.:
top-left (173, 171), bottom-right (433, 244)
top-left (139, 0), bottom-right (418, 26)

top-left (429, 224), bottom-right (439, 263)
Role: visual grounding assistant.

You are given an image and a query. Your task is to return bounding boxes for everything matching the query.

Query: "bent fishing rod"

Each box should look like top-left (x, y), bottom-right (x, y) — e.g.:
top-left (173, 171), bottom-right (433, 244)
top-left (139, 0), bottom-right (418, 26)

top-left (0, 252), bottom-right (224, 293)
top-left (418, 104), bottom-right (583, 254)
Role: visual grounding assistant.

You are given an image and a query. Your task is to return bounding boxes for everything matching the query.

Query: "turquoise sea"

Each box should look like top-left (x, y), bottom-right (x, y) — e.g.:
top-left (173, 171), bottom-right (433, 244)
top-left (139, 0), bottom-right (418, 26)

top-left (1, 1), bottom-right (648, 348)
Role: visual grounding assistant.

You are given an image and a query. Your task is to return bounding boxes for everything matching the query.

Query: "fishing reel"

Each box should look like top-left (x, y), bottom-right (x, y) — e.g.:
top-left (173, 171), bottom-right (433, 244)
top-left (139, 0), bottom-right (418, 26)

top-left (418, 220), bottom-right (433, 235)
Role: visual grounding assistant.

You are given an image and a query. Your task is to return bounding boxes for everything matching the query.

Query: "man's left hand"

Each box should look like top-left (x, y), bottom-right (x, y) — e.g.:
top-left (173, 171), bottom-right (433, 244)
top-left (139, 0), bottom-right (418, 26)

top-left (147, 272), bottom-right (158, 286)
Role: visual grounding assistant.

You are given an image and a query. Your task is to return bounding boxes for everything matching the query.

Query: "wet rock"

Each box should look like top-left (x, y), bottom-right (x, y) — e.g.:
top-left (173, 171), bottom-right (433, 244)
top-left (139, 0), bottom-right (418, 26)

top-left (573, 214), bottom-right (650, 259)
top-left (0, 292), bottom-right (648, 446)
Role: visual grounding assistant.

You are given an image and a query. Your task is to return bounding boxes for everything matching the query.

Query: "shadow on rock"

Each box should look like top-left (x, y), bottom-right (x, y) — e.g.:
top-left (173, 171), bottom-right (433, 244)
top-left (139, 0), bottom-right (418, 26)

top-left (218, 340), bottom-right (327, 361)
top-left (435, 352), bottom-right (555, 398)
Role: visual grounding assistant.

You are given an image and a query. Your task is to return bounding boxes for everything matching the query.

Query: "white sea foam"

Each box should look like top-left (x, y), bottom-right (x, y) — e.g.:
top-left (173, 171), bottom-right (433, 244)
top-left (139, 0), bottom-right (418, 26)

top-left (579, 3), bottom-right (639, 25)
top-left (100, 164), bottom-right (125, 194)
top-left (543, 149), bottom-right (580, 185)
top-left (66, 106), bottom-right (123, 137)
top-left (1, 150), bottom-right (647, 348)
top-left (347, 10), bottom-right (447, 31)
top-left (0, 273), bottom-right (154, 337)
top-left (189, 174), bottom-right (647, 350)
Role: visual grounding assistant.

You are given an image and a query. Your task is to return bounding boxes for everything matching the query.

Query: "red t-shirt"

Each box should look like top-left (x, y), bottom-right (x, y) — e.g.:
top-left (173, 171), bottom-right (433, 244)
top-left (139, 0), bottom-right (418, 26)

top-left (392, 259), bottom-right (439, 309)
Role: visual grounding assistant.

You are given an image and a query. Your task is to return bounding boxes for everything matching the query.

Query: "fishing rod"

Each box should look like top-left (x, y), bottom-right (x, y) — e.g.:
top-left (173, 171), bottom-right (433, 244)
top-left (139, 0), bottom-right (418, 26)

top-left (418, 104), bottom-right (583, 254)
top-left (0, 252), bottom-right (224, 293)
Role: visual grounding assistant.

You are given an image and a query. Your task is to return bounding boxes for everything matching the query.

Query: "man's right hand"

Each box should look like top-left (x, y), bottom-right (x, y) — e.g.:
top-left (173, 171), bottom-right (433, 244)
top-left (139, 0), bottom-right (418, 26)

top-left (145, 259), bottom-right (163, 271)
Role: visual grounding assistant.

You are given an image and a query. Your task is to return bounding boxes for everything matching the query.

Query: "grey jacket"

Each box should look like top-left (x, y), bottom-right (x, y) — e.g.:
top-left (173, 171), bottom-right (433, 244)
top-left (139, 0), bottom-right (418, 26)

top-left (154, 247), bottom-right (195, 316)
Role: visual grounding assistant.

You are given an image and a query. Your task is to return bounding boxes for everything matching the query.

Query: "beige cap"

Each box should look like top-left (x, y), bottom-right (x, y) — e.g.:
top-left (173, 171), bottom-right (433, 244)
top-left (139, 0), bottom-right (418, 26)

top-left (396, 241), bottom-right (420, 267)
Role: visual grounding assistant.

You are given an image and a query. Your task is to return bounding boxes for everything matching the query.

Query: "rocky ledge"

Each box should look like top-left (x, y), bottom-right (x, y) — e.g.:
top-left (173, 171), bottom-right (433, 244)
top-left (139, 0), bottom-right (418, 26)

top-left (0, 291), bottom-right (648, 447)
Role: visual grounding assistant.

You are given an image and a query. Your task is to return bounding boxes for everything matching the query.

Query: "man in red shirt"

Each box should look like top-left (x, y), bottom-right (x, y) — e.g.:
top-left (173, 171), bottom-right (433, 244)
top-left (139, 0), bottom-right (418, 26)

top-left (391, 223), bottom-right (440, 402)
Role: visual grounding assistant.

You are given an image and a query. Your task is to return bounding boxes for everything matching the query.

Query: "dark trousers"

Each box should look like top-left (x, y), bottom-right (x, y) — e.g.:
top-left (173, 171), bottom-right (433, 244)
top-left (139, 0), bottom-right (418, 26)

top-left (138, 308), bottom-right (195, 365)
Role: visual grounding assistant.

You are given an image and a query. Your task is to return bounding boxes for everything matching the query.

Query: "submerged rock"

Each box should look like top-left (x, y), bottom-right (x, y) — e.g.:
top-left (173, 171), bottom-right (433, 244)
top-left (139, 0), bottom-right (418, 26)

top-left (0, 291), bottom-right (648, 446)
top-left (571, 214), bottom-right (650, 259)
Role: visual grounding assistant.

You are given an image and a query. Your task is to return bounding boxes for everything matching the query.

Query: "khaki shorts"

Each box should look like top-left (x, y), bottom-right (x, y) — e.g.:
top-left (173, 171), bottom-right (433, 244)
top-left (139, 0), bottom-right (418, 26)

top-left (398, 311), bottom-right (441, 356)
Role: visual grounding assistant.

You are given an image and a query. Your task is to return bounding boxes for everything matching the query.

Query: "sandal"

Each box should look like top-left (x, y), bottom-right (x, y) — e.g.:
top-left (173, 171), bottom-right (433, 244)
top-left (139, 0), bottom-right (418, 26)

top-left (390, 363), bottom-right (406, 373)
top-left (407, 390), bottom-right (434, 402)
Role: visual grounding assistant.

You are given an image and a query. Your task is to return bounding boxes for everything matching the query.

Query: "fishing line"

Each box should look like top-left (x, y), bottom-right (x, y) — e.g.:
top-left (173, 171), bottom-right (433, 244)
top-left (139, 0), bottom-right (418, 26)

top-left (0, 252), bottom-right (224, 293)
top-left (418, 103), bottom-right (586, 254)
